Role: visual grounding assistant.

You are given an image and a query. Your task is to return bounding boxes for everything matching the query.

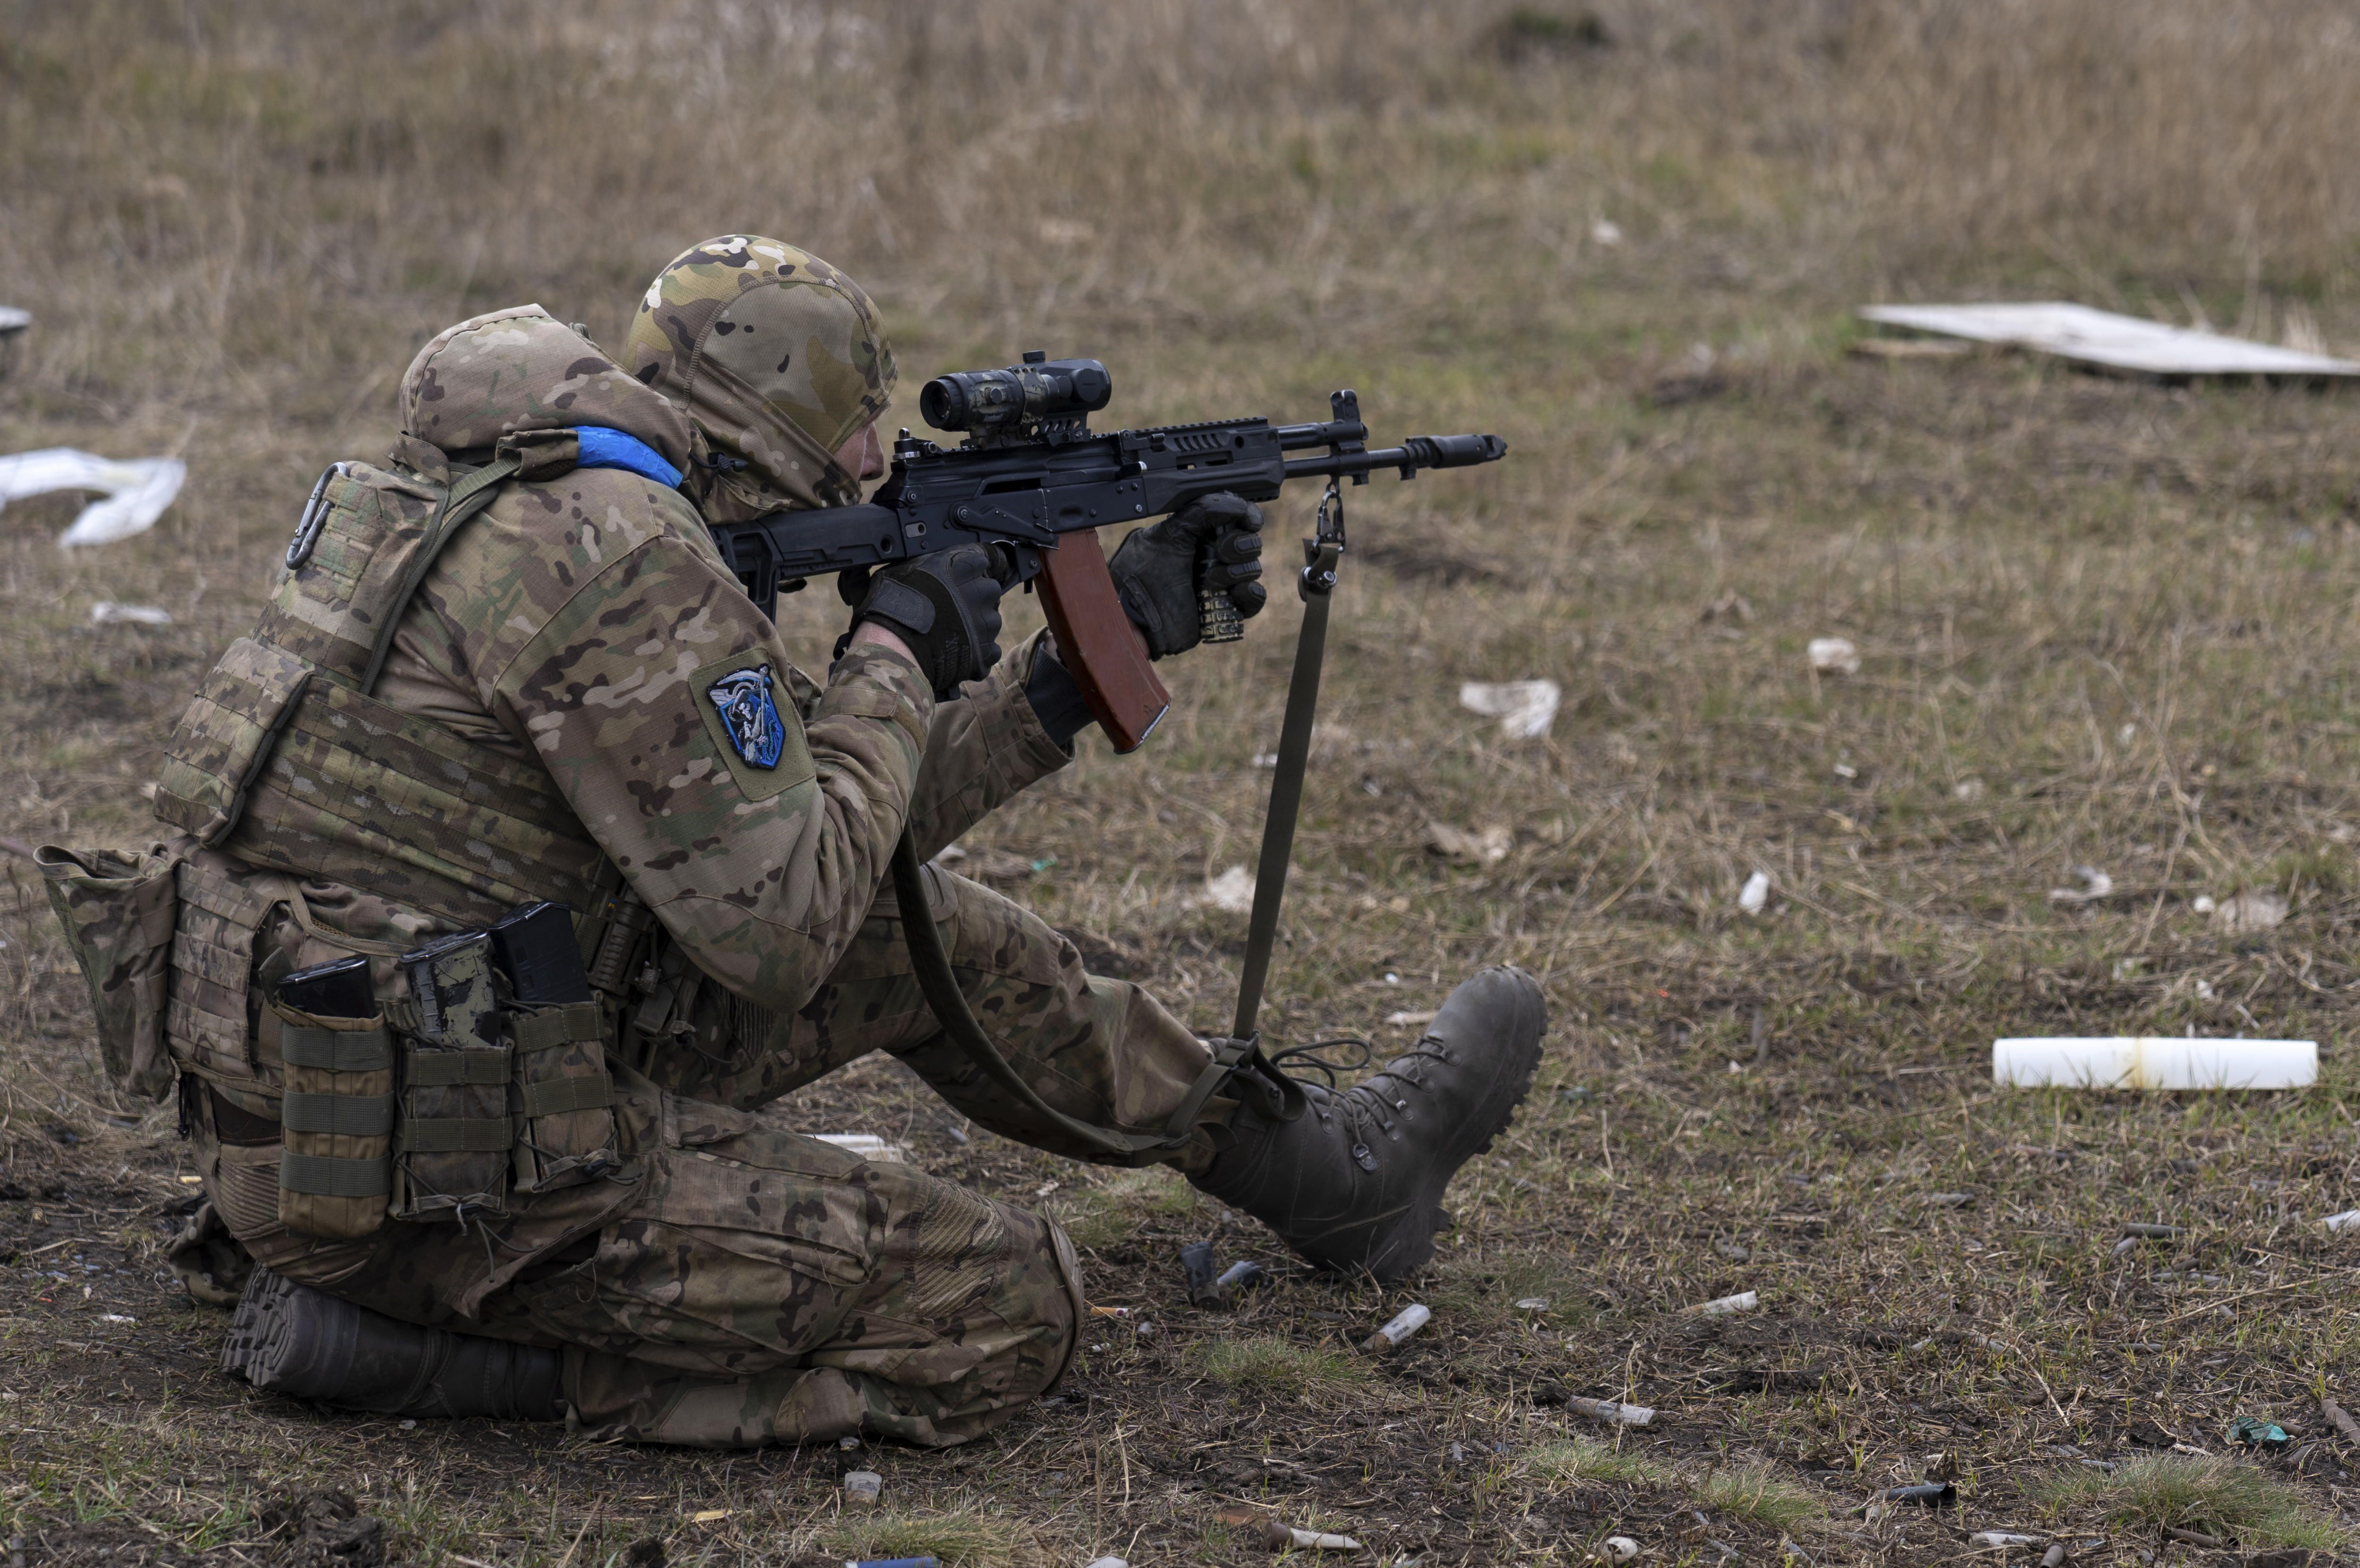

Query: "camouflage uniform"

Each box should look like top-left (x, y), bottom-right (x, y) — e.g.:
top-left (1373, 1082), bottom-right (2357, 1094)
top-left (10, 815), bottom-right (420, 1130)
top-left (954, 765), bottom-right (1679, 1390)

top-left (151, 238), bottom-right (1222, 1447)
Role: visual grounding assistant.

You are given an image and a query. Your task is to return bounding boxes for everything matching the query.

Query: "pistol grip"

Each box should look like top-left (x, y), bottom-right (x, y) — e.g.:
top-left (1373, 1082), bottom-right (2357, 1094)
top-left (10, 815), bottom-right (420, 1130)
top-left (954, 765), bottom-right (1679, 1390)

top-left (1036, 528), bottom-right (1171, 753)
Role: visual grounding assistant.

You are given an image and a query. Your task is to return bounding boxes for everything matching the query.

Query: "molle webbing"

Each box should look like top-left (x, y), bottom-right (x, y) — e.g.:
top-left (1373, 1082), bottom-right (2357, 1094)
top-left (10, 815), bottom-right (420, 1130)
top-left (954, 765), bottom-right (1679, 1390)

top-left (403, 1047), bottom-right (511, 1086)
top-left (280, 1024), bottom-right (395, 1073)
top-left (274, 1002), bottom-right (398, 1231)
top-left (159, 446), bottom-right (605, 926)
top-left (399, 1117), bottom-right (514, 1153)
top-left (518, 1075), bottom-right (612, 1117)
top-left (279, 1152), bottom-right (394, 1199)
top-left (281, 1090), bottom-right (396, 1137)
top-left (229, 672), bottom-right (606, 926)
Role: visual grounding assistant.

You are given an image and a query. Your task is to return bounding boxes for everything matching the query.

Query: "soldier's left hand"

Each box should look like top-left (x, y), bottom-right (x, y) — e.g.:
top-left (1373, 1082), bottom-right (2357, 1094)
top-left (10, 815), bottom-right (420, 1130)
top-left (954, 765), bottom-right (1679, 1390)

top-left (1108, 492), bottom-right (1266, 660)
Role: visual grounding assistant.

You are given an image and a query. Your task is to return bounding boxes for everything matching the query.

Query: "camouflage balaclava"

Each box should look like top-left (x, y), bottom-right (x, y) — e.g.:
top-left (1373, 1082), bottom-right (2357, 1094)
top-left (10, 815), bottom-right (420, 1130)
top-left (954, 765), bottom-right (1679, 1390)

top-left (623, 235), bottom-right (896, 522)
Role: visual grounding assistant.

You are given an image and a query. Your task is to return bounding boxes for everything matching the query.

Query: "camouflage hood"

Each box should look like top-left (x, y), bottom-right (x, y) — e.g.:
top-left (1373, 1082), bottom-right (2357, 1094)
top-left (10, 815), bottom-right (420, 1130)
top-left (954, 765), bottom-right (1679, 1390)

top-left (399, 305), bottom-right (693, 471)
top-left (622, 235), bottom-right (896, 522)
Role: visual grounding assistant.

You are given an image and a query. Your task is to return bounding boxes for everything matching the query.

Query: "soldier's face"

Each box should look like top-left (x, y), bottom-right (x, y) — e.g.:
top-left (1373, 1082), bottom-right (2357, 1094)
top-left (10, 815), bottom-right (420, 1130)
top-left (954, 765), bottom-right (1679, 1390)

top-left (835, 422), bottom-right (885, 487)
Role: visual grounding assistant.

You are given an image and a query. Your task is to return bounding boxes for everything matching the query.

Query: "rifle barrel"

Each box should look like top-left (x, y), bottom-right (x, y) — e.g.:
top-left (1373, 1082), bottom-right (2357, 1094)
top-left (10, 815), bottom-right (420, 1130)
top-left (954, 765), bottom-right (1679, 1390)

top-left (1280, 433), bottom-right (1507, 482)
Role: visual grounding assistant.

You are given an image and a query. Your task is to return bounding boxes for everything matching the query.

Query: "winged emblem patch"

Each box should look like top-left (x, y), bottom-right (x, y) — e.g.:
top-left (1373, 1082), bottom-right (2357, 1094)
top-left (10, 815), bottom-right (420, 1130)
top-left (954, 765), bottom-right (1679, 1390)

top-left (705, 663), bottom-right (786, 770)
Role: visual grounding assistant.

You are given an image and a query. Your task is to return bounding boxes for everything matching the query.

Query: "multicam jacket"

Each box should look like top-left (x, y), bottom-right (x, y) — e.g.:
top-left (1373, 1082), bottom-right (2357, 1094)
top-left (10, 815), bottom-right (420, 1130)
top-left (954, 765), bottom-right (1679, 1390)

top-left (152, 304), bottom-right (1071, 1188)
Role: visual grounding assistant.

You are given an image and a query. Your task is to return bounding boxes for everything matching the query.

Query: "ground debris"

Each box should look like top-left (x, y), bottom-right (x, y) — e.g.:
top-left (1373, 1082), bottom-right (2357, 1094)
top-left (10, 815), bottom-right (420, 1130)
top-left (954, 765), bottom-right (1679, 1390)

top-left (262, 1491), bottom-right (385, 1568)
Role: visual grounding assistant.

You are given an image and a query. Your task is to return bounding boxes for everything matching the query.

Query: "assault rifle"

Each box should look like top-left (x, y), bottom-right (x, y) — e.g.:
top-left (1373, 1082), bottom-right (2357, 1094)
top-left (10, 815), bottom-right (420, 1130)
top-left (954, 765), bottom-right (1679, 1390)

top-left (707, 352), bottom-right (1507, 750)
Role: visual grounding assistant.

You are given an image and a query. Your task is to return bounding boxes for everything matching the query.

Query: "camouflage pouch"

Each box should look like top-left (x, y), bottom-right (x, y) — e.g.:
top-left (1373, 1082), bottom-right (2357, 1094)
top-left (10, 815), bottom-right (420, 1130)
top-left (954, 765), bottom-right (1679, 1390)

top-left (36, 840), bottom-right (189, 1101)
top-left (482, 900), bottom-right (616, 1194)
top-left (508, 999), bottom-right (617, 1194)
top-left (392, 930), bottom-right (512, 1221)
top-left (271, 955), bottom-right (395, 1239)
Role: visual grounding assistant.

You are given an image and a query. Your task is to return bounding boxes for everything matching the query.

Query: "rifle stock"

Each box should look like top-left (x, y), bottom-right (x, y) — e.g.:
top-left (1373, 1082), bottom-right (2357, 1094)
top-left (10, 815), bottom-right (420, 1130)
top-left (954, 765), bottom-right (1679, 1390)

top-left (1034, 529), bottom-right (1169, 752)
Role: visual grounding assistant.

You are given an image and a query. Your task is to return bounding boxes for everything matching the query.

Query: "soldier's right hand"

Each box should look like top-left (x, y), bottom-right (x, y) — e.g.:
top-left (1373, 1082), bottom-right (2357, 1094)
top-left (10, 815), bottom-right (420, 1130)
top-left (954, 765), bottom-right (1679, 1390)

top-left (844, 545), bottom-right (1008, 698)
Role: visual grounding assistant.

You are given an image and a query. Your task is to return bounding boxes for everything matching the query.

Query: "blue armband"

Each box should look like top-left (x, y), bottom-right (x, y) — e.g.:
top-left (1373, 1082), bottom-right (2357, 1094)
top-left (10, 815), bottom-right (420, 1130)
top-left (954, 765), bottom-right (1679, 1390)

top-left (572, 426), bottom-right (683, 491)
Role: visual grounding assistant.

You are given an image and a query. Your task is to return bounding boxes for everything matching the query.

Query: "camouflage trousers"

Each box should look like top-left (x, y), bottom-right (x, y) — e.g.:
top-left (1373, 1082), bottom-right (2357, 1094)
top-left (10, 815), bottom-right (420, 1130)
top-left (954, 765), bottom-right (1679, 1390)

top-left (203, 867), bottom-right (1219, 1448)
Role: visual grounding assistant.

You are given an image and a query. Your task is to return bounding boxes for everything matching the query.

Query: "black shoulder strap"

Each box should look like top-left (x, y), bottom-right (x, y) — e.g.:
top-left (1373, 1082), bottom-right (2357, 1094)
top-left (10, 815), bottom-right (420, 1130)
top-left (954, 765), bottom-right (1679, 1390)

top-left (891, 832), bottom-right (1245, 1158)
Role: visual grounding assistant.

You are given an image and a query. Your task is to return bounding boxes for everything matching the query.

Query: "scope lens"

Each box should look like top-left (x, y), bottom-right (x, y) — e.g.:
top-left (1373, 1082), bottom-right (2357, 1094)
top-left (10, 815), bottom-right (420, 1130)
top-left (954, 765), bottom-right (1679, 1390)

top-left (917, 377), bottom-right (963, 430)
top-left (919, 359), bottom-right (1113, 433)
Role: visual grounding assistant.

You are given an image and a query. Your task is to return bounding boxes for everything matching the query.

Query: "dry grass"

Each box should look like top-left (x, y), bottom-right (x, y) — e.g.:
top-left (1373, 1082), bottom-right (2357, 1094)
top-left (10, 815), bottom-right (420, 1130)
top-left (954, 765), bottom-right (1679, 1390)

top-left (9, 3), bottom-right (2360, 1566)
top-left (1697, 1462), bottom-right (1819, 1532)
top-left (2031, 1453), bottom-right (2346, 1551)
top-left (8, 0), bottom-right (2360, 412)
top-left (1197, 1335), bottom-right (1368, 1400)
top-left (1056, 1165), bottom-right (1208, 1251)
top-left (1525, 1434), bottom-right (1673, 1488)
top-left (818, 1507), bottom-right (1045, 1568)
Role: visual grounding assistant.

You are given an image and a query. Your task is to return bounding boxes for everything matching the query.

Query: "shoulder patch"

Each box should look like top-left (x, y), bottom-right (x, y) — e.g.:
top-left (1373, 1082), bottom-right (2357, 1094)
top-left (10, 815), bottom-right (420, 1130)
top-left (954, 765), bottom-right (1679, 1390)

top-left (690, 649), bottom-right (815, 802)
top-left (706, 664), bottom-right (786, 769)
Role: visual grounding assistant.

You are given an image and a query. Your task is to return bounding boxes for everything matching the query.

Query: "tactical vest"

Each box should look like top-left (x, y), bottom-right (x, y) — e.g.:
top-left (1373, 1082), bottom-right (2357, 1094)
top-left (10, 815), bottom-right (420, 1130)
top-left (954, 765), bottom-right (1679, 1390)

top-left (51, 429), bottom-right (658, 1239)
top-left (158, 433), bottom-right (610, 925)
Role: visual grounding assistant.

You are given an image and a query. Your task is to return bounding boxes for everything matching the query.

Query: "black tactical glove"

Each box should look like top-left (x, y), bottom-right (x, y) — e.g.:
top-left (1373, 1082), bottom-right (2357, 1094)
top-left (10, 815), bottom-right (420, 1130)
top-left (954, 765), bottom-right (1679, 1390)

top-left (839, 545), bottom-right (1009, 699)
top-left (1107, 491), bottom-right (1266, 660)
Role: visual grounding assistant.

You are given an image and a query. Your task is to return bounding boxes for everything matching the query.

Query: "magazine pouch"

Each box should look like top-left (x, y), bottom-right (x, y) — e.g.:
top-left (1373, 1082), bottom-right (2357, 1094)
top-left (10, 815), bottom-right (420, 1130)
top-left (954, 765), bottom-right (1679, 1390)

top-left (272, 954), bottom-right (394, 1239)
top-left (393, 930), bottom-right (511, 1221)
top-left (491, 901), bottom-right (616, 1194)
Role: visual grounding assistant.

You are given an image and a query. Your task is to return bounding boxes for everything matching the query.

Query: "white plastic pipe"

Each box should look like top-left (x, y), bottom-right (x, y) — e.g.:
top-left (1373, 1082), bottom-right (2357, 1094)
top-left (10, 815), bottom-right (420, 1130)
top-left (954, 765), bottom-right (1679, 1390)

top-left (1993, 1037), bottom-right (2314, 1090)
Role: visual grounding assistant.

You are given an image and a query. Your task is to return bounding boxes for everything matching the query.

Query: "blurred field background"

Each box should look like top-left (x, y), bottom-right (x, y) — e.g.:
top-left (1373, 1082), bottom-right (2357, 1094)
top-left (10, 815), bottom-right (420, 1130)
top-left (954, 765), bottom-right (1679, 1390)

top-left (9, 2), bottom-right (2360, 1565)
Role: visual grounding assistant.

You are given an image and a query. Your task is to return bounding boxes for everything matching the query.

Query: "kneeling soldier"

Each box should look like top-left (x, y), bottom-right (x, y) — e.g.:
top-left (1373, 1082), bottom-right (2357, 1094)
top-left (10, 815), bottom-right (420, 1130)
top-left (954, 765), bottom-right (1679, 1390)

top-left (76, 235), bottom-right (1544, 1447)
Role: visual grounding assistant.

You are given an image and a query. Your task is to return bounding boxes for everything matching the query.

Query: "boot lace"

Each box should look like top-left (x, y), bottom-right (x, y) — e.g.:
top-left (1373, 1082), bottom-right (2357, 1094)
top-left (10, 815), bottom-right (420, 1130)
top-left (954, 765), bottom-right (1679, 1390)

top-left (1264, 1035), bottom-right (1372, 1089)
top-left (1273, 1031), bottom-right (1452, 1169)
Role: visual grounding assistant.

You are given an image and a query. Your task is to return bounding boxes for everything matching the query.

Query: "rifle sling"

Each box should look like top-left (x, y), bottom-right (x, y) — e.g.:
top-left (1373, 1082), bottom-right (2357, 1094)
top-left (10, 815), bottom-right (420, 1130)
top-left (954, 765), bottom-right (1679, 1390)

top-left (1232, 531), bottom-right (1342, 1041)
top-left (892, 831), bottom-right (1227, 1158)
top-left (891, 528), bottom-right (1348, 1156)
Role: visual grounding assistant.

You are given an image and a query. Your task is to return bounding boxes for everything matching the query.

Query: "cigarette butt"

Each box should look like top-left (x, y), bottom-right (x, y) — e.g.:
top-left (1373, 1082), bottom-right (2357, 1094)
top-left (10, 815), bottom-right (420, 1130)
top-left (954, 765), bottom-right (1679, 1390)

top-left (1261, 1520), bottom-right (1362, 1552)
top-left (1363, 1302), bottom-right (1431, 1351)
top-left (2040, 1547), bottom-right (2067, 1568)
top-left (1090, 1304), bottom-right (1131, 1318)
top-left (1969, 1532), bottom-right (2040, 1548)
top-left (1694, 1290), bottom-right (1757, 1316)
top-left (1566, 1395), bottom-right (1654, 1427)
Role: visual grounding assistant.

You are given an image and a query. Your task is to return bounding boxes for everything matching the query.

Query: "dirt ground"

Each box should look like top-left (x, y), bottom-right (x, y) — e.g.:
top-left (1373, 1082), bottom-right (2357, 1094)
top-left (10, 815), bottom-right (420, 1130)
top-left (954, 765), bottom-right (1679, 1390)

top-left (11, 3), bottom-right (2360, 1566)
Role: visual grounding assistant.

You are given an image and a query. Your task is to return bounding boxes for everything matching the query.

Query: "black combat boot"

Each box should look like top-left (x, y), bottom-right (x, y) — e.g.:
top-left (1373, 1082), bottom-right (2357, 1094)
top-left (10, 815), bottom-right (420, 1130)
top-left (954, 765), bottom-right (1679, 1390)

top-left (223, 1266), bottom-right (563, 1421)
top-left (1192, 964), bottom-right (1545, 1282)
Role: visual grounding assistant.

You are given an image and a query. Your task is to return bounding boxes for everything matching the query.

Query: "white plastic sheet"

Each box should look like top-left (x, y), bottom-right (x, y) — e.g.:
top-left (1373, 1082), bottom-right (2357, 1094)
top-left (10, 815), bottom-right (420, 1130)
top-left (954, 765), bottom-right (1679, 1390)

top-left (1808, 636), bottom-right (1861, 674)
top-left (1993, 1036), bottom-right (2316, 1090)
top-left (91, 602), bottom-right (172, 626)
top-left (1858, 302), bottom-right (2360, 378)
top-left (1458, 679), bottom-right (1560, 739)
top-left (0, 448), bottom-right (185, 546)
top-left (1197, 864), bottom-right (1256, 914)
